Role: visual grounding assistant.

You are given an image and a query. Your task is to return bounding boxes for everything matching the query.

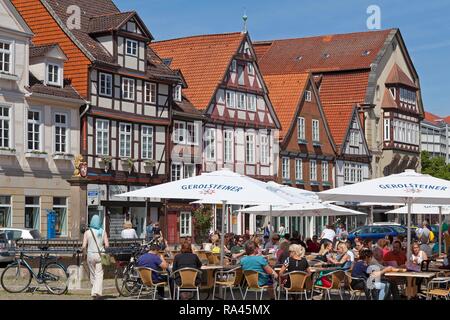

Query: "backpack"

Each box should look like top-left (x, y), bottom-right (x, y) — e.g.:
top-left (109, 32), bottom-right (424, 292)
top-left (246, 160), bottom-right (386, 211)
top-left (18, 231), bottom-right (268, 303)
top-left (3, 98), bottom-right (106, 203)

top-left (429, 230), bottom-right (435, 242)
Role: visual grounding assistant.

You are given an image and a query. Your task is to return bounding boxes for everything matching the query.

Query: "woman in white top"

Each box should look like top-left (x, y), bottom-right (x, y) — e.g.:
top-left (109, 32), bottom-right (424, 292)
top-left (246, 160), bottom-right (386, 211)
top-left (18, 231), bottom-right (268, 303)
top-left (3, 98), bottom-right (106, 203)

top-left (411, 242), bottom-right (428, 265)
top-left (121, 221), bottom-right (138, 239)
top-left (82, 215), bottom-right (109, 299)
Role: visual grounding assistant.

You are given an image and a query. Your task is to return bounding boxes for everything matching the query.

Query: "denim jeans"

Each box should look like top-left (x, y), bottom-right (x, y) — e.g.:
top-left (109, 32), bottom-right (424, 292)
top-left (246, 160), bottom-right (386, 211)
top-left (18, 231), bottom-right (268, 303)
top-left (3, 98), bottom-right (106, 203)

top-left (374, 282), bottom-right (388, 300)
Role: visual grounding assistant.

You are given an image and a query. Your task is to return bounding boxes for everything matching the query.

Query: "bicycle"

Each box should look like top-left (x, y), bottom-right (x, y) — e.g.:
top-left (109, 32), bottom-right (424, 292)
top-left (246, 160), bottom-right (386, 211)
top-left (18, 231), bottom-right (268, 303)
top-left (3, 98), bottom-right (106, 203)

top-left (114, 243), bottom-right (147, 297)
top-left (0, 246), bottom-right (69, 295)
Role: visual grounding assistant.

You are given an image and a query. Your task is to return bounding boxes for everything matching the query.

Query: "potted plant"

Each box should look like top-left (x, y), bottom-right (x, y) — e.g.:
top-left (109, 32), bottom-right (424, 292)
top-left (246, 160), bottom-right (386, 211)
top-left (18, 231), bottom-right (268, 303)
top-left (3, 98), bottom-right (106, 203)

top-left (121, 157), bottom-right (135, 173)
top-left (25, 150), bottom-right (48, 158)
top-left (0, 147), bottom-right (16, 156)
top-left (99, 155), bottom-right (112, 172)
top-left (143, 159), bottom-right (157, 168)
top-left (53, 152), bottom-right (74, 160)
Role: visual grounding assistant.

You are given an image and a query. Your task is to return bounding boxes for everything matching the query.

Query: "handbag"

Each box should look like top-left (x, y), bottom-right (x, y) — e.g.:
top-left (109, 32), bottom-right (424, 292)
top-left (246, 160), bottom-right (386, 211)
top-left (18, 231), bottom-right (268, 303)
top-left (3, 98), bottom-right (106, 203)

top-left (90, 228), bottom-right (115, 266)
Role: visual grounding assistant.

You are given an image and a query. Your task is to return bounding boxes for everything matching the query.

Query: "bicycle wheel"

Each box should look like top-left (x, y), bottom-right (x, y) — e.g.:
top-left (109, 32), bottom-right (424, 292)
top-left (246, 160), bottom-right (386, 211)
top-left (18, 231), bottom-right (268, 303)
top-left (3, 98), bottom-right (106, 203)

top-left (1, 262), bottom-right (32, 293)
top-left (115, 265), bottom-right (140, 296)
top-left (43, 263), bottom-right (68, 295)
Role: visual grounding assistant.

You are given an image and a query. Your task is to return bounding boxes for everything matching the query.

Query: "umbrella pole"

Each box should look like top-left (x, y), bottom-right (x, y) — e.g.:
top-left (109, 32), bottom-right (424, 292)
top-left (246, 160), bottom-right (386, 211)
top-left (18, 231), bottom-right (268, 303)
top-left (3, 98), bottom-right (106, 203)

top-left (269, 205), bottom-right (273, 237)
top-left (220, 200), bottom-right (227, 266)
top-left (406, 200), bottom-right (412, 260)
top-left (439, 206), bottom-right (442, 257)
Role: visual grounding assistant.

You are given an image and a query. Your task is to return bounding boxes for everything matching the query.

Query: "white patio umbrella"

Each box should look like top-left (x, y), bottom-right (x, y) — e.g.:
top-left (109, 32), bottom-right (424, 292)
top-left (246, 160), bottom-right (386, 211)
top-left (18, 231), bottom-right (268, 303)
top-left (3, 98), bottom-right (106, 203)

top-left (117, 169), bottom-right (290, 265)
top-left (237, 202), bottom-right (367, 217)
top-left (191, 181), bottom-right (318, 235)
top-left (386, 204), bottom-right (450, 255)
top-left (318, 169), bottom-right (450, 258)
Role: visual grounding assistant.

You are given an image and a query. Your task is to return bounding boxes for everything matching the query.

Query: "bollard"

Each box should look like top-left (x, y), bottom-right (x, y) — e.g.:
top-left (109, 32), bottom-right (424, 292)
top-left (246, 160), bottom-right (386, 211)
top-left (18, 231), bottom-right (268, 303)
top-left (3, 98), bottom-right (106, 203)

top-left (67, 264), bottom-right (86, 290)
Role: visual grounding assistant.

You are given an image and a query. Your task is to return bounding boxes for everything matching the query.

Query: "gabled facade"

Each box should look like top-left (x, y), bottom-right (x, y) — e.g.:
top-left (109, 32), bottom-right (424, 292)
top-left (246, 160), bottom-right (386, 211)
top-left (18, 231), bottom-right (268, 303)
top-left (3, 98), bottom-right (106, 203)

top-left (421, 112), bottom-right (450, 163)
top-left (12, 0), bottom-right (181, 239)
top-left (255, 29), bottom-right (424, 183)
top-left (151, 32), bottom-right (281, 236)
top-left (263, 72), bottom-right (335, 237)
top-left (0, 0), bottom-right (84, 237)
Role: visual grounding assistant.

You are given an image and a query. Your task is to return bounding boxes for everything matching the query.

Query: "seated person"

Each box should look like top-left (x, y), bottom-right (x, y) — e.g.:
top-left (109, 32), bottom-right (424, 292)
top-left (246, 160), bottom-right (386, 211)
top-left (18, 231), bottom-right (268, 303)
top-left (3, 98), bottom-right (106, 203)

top-left (315, 240), bottom-right (333, 263)
top-left (328, 242), bottom-right (354, 270)
top-left (231, 237), bottom-right (246, 260)
top-left (383, 240), bottom-right (407, 267)
top-left (276, 241), bottom-right (290, 265)
top-left (409, 242), bottom-right (428, 270)
top-left (306, 235), bottom-right (320, 253)
top-left (351, 249), bottom-right (399, 300)
top-left (136, 243), bottom-right (168, 299)
top-left (171, 242), bottom-right (202, 298)
top-left (352, 237), bottom-right (364, 260)
top-left (279, 244), bottom-right (311, 288)
top-left (211, 234), bottom-right (231, 255)
top-left (264, 234), bottom-right (281, 253)
top-left (240, 241), bottom-right (278, 299)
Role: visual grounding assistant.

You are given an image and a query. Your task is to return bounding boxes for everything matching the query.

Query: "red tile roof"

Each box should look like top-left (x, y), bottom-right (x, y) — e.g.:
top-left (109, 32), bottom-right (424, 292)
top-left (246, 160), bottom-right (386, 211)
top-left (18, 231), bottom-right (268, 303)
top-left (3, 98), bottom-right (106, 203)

top-left (318, 70), bottom-right (370, 148)
top-left (263, 73), bottom-right (310, 139)
top-left (150, 32), bottom-right (245, 110)
top-left (424, 112), bottom-right (450, 124)
top-left (255, 29), bottom-right (394, 74)
top-left (88, 11), bottom-right (135, 34)
top-left (256, 30), bottom-right (395, 151)
top-left (385, 64), bottom-right (417, 89)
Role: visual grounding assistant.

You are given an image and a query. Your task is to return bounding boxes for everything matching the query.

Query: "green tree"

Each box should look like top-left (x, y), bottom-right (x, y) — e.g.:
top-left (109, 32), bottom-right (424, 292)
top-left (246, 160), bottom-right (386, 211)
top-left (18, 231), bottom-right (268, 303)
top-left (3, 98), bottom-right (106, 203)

top-left (421, 151), bottom-right (450, 180)
top-left (192, 206), bottom-right (213, 244)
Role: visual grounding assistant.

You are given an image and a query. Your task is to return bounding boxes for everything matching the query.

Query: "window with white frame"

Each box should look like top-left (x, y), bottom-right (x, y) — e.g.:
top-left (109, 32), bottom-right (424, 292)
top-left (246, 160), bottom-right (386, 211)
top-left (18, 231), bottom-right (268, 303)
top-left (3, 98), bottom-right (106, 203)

top-left (344, 162), bottom-right (363, 183)
top-left (99, 73), bottom-right (112, 96)
top-left (173, 85), bottom-right (182, 102)
top-left (47, 64), bottom-right (60, 86)
top-left (322, 161), bottom-right (329, 182)
top-left (119, 123), bottom-right (132, 157)
top-left (125, 39), bottom-right (138, 56)
top-left (384, 118), bottom-right (390, 141)
top-left (312, 119), bottom-right (320, 142)
top-left (0, 41), bottom-right (11, 73)
top-left (25, 196), bottom-right (40, 230)
top-left (230, 59), bottom-right (237, 72)
top-left (96, 119), bottom-right (109, 155)
top-left (53, 197), bottom-right (67, 237)
top-left (223, 129), bottom-right (233, 163)
top-left (349, 130), bottom-right (359, 147)
top-left (245, 133), bottom-right (255, 164)
top-left (204, 128), bottom-right (216, 160)
top-left (247, 95), bottom-right (257, 112)
top-left (122, 78), bottom-right (135, 100)
top-left (173, 121), bottom-right (186, 144)
top-left (297, 117), bottom-right (305, 140)
top-left (171, 163), bottom-right (182, 181)
top-left (310, 160), bottom-right (317, 181)
top-left (237, 93), bottom-right (246, 110)
top-left (141, 126), bottom-right (153, 159)
top-left (238, 65), bottom-right (245, 85)
top-left (184, 164), bottom-right (195, 178)
top-left (305, 90), bottom-right (312, 102)
top-left (260, 134), bottom-right (269, 165)
top-left (247, 62), bottom-right (255, 76)
top-left (295, 158), bottom-right (303, 181)
top-left (282, 157), bottom-right (290, 180)
top-left (180, 211), bottom-right (192, 237)
top-left (226, 91), bottom-right (236, 109)
top-left (27, 110), bottom-right (41, 151)
top-left (186, 122), bottom-right (198, 145)
top-left (54, 113), bottom-right (67, 153)
top-left (0, 106), bottom-right (10, 148)
top-left (0, 196), bottom-right (11, 228)
top-left (145, 82), bottom-right (157, 104)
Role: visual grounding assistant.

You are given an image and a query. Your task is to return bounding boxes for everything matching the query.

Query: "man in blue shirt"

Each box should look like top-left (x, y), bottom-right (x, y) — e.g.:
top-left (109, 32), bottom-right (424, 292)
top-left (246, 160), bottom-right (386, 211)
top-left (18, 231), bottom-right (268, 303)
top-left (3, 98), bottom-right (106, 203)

top-left (145, 221), bottom-right (154, 242)
top-left (136, 243), bottom-right (168, 299)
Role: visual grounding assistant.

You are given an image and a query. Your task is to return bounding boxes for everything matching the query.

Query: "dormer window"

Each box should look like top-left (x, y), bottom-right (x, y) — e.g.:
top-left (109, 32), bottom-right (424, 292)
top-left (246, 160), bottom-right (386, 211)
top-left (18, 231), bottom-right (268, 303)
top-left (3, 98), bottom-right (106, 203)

top-left (47, 63), bottom-right (61, 86)
top-left (0, 41), bottom-right (11, 74)
top-left (173, 85), bottom-right (182, 102)
top-left (230, 59), bottom-right (237, 72)
top-left (305, 90), bottom-right (312, 102)
top-left (247, 63), bottom-right (255, 76)
top-left (125, 39), bottom-right (138, 57)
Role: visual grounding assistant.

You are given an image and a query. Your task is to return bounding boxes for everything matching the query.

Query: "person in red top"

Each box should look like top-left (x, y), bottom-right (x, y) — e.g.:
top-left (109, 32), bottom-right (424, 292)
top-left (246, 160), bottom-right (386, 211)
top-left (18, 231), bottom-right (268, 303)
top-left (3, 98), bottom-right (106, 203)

top-left (383, 240), bottom-right (407, 267)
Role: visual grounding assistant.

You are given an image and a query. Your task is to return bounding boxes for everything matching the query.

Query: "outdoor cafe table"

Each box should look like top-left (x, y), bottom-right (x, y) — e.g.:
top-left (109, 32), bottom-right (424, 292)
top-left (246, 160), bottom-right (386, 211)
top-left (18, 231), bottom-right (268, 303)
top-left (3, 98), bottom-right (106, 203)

top-left (200, 265), bottom-right (239, 300)
top-left (385, 271), bottom-right (436, 299)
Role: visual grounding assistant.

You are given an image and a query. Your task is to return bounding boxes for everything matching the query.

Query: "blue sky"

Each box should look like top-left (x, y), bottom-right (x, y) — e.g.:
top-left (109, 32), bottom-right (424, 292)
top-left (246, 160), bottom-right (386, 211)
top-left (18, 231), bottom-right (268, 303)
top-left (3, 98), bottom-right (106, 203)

top-left (116, 0), bottom-right (450, 116)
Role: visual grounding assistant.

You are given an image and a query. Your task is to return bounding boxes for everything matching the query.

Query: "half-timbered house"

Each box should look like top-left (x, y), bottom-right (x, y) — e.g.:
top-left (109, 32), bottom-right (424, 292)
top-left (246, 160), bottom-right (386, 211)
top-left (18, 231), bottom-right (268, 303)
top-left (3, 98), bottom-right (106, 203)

top-left (151, 32), bottom-right (281, 236)
top-left (12, 0), bottom-right (181, 238)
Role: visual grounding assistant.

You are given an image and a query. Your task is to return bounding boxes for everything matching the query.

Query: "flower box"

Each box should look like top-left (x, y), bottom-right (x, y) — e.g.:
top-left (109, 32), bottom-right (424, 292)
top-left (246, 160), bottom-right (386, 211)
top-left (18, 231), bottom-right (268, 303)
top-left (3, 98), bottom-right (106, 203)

top-left (52, 153), bottom-right (74, 161)
top-left (25, 151), bottom-right (48, 159)
top-left (0, 148), bottom-right (16, 157)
